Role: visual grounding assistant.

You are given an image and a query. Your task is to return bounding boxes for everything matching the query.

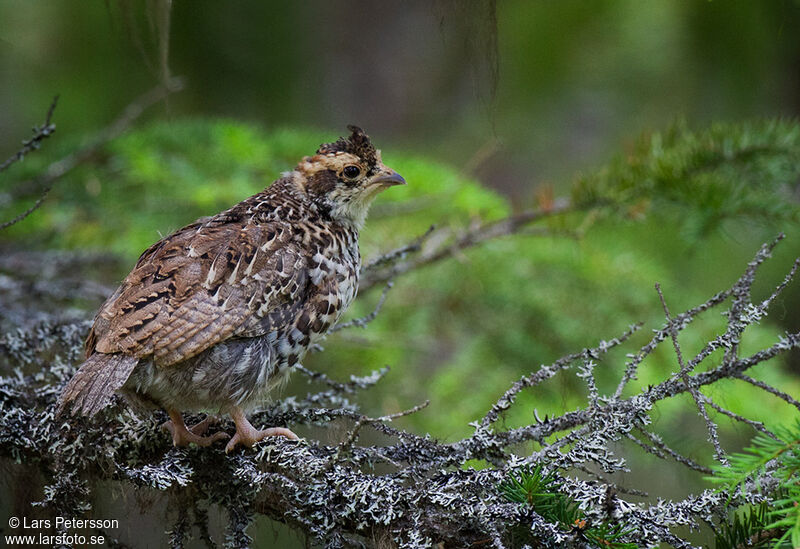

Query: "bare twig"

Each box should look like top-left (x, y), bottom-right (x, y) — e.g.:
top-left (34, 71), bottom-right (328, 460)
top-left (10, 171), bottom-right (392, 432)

top-left (476, 241), bottom-right (799, 455)
top-left (293, 365), bottom-right (390, 394)
top-left (760, 258), bottom-right (800, 311)
top-left (722, 234), bottom-right (787, 365)
top-left (702, 397), bottom-right (778, 441)
top-left (0, 189), bottom-right (55, 231)
top-left (0, 96), bottom-right (58, 174)
top-left (22, 76), bottom-right (184, 194)
top-left (613, 288), bottom-right (732, 399)
top-left (0, 97), bottom-right (61, 230)
top-left (1, 78), bottom-right (184, 231)
top-left (480, 323), bottom-right (641, 429)
top-left (628, 430), bottom-right (713, 474)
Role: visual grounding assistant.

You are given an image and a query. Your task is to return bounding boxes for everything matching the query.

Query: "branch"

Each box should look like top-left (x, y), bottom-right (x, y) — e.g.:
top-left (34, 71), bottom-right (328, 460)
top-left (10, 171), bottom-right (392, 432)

top-left (479, 323), bottom-right (641, 430)
top-left (362, 225), bottom-right (435, 273)
top-left (627, 429), bottom-right (713, 474)
top-left (1, 238), bottom-right (798, 547)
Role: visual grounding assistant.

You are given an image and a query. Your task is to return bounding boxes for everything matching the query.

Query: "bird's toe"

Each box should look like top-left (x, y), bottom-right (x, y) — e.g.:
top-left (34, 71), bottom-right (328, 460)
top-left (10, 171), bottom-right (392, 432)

top-left (161, 419), bottom-right (176, 435)
top-left (188, 415), bottom-right (217, 436)
top-left (192, 431), bottom-right (230, 447)
top-left (171, 427), bottom-right (229, 448)
top-left (225, 426), bottom-right (299, 454)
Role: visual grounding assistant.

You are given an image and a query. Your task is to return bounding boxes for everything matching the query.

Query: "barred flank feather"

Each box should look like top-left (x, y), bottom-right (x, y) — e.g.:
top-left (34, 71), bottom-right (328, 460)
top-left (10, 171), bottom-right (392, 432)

top-left (57, 353), bottom-right (138, 417)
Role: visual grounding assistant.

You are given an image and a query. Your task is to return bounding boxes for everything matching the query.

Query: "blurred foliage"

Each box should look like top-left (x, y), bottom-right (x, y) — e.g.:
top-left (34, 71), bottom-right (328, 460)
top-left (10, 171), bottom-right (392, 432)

top-left (573, 119), bottom-right (800, 240)
top-left (2, 2), bottom-right (799, 188)
top-left (1, 120), bottom-right (508, 255)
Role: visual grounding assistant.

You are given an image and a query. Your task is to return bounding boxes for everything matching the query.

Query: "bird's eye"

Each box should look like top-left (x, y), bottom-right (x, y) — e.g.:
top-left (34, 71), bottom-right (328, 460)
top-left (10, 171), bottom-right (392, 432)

top-left (342, 165), bottom-right (361, 179)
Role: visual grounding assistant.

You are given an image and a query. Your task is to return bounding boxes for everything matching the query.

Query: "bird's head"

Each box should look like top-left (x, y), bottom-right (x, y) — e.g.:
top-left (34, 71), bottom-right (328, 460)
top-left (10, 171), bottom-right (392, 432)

top-left (296, 125), bottom-right (406, 229)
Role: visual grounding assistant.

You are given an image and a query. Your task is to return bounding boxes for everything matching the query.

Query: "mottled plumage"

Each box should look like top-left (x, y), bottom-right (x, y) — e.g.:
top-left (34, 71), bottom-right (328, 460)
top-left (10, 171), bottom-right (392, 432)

top-left (58, 126), bottom-right (405, 451)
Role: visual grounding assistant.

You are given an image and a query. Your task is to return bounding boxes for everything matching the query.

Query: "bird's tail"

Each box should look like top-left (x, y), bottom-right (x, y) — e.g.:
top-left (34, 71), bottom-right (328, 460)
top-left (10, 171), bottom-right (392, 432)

top-left (57, 353), bottom-right (139, 417)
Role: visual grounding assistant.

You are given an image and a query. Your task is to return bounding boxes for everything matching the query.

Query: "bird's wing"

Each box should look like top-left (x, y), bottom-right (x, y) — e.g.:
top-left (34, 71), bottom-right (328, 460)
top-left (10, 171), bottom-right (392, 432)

top-left (89, 219), bottom-right (309, 367)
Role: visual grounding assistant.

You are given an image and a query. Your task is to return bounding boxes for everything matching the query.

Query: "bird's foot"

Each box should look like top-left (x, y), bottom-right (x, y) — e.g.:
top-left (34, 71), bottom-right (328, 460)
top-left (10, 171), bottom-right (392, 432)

top-left (225, 406), bottom-right (298, 453)
top-left (162, 411), bottom-right (229, 448)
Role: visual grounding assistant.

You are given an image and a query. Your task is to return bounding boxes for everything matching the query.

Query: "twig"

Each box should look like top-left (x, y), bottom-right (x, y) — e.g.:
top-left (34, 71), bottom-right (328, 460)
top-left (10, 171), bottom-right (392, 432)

top-left (482, 318), bottom-right (800, 456)
top-left (345, 400), bottom-right (429, 445)
top-left (0, 97), bottom-right (61, 230)
top-left (360, 198), bottom-right (573, 291)
top-left (480, 323), bottom-right (641, 429)
top-left (722, 234), bottom-right (786, 364)
top-left (0, 95), bottom-right (58, 174)
top-left (2, 78), bottom-right (184, 231)
top-left (330, 282), bottom-right (393, 333)
top-left (734, 372), bottom-right (800, 412)
top-left (570, 462), bottom-right (649, 497)
top-left (759, 257), bottom-right (800, 311)
top-left (658, 284), bottom-right (727, 465)
top-left (22, 76), bottom-right (184, 194)
top-left (293, 365), bottom-right (389, 394)
top-left (0, 189), bottom-right (55, 231)
top-left (628, 429), bottom-right (713, 474)
top-left (702, 397), bottom-right (778, 441)
top-left (361, 225), bottom-right (435, 273)
top-left (613, 288), bottom-right (732, 399)
top-left (325, 400), bottom-right (430, 469)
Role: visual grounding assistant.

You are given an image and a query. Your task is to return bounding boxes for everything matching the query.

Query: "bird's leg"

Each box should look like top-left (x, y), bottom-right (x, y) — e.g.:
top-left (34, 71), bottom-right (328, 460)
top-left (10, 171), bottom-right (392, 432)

top-left (161, 408), bottom-right (229, 447)
top-left (224, 406), bottom-right (299, 453)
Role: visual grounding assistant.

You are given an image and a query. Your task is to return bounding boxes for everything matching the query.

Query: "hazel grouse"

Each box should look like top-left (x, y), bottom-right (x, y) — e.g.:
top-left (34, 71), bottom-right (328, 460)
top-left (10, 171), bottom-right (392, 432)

top-left (57, 126), bottom-right (405, 453)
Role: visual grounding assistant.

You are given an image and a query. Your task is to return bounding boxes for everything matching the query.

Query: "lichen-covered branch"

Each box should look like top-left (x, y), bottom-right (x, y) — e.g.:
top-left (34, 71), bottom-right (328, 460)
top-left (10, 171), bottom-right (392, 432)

top-left (1, 235), bottom-right (799, 548)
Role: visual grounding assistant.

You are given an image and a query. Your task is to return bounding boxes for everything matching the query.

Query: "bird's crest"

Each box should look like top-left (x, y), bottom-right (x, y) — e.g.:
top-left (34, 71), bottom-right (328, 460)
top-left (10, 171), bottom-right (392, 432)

top-left (317, 125), bottom-right (377, 167)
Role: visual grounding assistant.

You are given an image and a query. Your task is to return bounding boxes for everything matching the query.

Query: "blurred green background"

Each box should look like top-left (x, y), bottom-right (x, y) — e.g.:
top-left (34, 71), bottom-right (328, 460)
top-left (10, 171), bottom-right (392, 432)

top-left (2, 1), bottom-right (800, 546)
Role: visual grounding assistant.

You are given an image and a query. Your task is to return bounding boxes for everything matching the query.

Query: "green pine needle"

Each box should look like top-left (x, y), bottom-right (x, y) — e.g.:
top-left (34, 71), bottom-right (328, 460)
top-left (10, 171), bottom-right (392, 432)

top-left (499, 466), bottom-right (637, 549)
top-left (709, 421), bottom-right (800, 548)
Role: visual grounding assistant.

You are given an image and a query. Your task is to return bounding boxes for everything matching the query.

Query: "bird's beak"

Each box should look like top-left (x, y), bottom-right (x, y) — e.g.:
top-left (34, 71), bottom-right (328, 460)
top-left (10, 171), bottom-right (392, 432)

top-left (367, 170), bottom-right (406, 188)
